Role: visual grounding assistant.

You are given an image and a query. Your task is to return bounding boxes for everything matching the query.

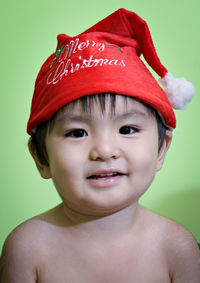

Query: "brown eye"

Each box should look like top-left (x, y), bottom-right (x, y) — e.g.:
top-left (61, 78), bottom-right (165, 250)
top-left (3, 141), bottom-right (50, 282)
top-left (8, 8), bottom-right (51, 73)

top-left (65, 129), bottom-right (87, 138)
top-left (119, 126), bottom-right (137, 135)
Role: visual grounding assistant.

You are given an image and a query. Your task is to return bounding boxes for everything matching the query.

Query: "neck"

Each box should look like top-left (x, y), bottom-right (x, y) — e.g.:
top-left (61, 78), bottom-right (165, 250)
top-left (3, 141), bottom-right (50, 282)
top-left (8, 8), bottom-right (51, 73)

top-left (62, 202), bottom-right (141, 243)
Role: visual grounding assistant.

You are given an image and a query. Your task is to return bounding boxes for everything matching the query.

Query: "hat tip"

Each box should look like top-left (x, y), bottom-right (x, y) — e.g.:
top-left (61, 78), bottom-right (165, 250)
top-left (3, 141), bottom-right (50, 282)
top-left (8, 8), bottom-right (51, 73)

top-left (159, 72), bottom-right (195, 110)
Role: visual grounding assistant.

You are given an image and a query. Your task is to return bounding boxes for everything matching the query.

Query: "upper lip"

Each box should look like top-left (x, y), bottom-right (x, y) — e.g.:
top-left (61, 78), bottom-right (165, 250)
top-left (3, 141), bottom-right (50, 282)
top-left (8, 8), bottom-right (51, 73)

top-left (86, 169), bottom-right (127, 178)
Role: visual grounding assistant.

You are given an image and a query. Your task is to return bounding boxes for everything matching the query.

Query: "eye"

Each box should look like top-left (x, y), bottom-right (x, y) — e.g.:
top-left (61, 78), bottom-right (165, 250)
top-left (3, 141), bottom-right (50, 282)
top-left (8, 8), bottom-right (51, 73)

top-left (65, 129), bottom-right (88, 138)
top-left (119, 126), bottom-right (138, 135)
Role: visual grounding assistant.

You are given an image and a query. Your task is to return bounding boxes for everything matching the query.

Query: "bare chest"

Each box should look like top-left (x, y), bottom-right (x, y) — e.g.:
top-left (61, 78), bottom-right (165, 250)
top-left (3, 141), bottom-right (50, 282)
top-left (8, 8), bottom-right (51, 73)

top-left (37, 241), bottom-right (171, 283)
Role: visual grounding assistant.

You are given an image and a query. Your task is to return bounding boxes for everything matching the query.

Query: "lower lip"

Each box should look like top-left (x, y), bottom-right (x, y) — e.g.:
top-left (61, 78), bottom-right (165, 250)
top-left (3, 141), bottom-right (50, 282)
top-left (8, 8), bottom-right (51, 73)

top-left (86, 175), bottom-right (125, 188)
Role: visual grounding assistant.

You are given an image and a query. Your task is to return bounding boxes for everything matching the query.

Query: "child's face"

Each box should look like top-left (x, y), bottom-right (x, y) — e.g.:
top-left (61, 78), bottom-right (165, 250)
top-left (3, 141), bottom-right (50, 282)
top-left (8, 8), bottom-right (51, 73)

top-left (36, 95), bottom-right (171, 216)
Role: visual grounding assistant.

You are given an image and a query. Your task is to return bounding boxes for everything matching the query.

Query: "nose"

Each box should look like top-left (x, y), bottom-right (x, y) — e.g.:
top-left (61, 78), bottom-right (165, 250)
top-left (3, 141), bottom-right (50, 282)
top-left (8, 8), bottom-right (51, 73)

top-left (89, 137), bottom-right (121, 161)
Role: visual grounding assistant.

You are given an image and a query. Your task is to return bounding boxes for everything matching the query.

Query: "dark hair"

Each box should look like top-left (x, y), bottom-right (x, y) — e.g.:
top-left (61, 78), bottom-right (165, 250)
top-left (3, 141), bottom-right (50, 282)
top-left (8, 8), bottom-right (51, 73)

top-left (29, 93), bottom-right (167, 166)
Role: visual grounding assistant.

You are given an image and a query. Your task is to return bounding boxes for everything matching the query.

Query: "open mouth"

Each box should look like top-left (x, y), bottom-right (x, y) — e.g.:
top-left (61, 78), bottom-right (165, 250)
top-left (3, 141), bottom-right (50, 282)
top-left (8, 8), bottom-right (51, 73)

top-left (86, 170), bottom-right (126, 188)
top-left (87, 172), bottom-right (125, 180)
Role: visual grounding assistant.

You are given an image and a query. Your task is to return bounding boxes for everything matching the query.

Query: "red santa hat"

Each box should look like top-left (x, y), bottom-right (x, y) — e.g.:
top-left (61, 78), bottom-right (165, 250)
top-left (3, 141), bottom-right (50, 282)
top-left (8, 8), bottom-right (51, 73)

top-left (27, 8), bottom-right (195, 135)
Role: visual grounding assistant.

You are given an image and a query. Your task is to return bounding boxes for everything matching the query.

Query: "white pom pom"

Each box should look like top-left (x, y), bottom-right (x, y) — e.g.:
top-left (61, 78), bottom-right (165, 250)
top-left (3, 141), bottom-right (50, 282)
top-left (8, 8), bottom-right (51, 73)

top-left (159, 72), bottom-right (195, 109)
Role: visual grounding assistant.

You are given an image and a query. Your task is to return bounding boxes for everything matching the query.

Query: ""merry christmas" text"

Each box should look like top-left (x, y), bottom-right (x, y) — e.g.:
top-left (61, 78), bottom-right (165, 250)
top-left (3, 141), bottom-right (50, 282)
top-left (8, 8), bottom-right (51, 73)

top-left (47, 38), bottom-right (126, 85)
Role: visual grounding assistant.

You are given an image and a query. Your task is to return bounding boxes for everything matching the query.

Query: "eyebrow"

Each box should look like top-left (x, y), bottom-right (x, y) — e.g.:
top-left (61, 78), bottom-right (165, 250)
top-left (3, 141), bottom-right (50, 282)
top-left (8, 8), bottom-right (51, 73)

top-left (56, 110), bottom-right (149, 123)
top-left (114, 111), bottom-right (149, 120)
top-left (57, 114), bottom-right (91, 123)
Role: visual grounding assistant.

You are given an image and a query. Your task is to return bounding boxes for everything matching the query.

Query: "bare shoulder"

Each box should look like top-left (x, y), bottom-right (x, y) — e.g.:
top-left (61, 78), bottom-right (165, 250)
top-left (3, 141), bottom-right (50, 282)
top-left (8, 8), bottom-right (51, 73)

top-left (0, 205), bottom-right (63, 282)
top-left (0, 219), bottom-right (42, 282)
top-left (163, 219), bottom-right (200, 282)
top-left (1, 204), bottom-right (64, 258)
top-left (141, 207), bottom-right (200, 282)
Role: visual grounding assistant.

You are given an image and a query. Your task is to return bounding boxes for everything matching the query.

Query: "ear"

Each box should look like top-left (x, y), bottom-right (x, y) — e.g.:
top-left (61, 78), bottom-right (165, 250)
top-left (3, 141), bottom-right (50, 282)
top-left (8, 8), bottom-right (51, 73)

top-left (28, 139), bottom-right (51, 179)
top-left (157, 130), bottom-right (172, 171)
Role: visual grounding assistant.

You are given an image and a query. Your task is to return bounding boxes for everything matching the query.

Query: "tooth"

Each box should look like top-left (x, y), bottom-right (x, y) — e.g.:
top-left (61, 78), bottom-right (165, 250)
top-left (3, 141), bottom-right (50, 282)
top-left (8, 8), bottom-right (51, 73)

top-left (88, 172), bottom-right (120, 179)
top-left (99, 174), bottom-right (114, 177)
top-left (95, 173), bottom-right (117, 178)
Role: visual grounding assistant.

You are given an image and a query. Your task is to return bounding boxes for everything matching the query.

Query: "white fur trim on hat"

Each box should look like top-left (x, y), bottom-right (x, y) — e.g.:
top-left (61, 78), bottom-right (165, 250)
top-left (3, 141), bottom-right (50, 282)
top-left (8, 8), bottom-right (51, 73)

top-left (159, 72), bottom-right (195, 110)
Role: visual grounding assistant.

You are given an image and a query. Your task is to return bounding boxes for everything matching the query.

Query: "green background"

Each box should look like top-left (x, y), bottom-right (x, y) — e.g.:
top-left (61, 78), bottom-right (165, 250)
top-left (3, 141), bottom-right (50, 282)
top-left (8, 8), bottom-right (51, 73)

top-left (0, 0), bottom-right (199, 251)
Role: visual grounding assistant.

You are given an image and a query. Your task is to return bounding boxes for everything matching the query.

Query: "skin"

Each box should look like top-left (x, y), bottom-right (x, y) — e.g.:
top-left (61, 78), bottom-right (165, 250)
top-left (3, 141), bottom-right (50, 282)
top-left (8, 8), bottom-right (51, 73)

top-left (1, 96), bottom-right (200, 283)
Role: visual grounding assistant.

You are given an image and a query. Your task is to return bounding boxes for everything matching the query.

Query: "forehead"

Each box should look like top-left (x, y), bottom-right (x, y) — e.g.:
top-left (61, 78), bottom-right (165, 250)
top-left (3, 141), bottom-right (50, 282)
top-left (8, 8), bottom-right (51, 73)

top-left (56, 95), bottom-right (153, 121)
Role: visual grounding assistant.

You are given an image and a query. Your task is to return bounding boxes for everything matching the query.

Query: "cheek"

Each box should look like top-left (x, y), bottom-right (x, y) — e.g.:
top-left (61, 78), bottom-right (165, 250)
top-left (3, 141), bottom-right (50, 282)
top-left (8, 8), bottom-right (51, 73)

top-left (127, 149), bottom-right (158, 201)
top-left (48, 146), bottom-right (87, 190)
top-left (140, 146), bottom-right (158, 169)
top-left (52, 157), bottom-right (77, 179)
top-left (128, 140), bottom-right (159, 181)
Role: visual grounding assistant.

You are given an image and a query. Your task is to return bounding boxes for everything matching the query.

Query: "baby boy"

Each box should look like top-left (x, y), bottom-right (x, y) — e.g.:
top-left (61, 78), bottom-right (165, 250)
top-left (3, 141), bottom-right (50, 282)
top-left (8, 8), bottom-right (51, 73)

top-left (0, 8), bottom-right (200, 283)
